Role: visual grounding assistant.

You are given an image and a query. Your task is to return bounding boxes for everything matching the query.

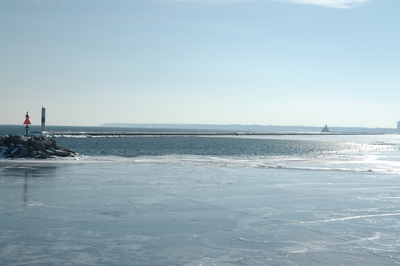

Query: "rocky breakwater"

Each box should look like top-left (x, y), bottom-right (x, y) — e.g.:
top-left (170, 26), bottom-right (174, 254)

top-left (0, 135), bottom-right (75, 159)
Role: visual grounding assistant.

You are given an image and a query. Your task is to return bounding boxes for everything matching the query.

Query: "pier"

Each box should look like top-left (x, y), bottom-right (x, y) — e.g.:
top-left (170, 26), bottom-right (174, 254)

top-left (48, 131), bottom-right (383, 137)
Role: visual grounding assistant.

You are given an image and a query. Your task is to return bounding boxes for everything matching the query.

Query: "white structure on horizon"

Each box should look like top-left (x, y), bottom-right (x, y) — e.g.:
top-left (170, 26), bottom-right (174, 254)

top-left (41, 106), bottom-right (46, 132)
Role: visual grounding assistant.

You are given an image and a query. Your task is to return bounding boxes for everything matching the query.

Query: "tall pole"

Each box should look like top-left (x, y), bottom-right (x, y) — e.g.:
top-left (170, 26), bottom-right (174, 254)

top-left (41, 106), bottom-right (46, 132)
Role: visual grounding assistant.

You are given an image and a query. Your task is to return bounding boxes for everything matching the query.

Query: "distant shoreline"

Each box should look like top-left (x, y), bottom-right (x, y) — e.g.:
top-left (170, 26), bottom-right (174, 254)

top-left (1, 124), bottom-right (398, 135)
top-left (101, 123), bottom-right (398, 134)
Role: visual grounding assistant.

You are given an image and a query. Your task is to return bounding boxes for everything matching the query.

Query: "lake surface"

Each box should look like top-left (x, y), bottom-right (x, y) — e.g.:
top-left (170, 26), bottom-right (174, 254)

top-left (1, 125), bottom-right (400, 265)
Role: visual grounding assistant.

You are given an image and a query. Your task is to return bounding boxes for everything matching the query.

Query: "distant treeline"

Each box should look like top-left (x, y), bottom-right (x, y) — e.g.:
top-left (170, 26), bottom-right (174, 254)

top-left (101, 123), bottom-right (398, 134)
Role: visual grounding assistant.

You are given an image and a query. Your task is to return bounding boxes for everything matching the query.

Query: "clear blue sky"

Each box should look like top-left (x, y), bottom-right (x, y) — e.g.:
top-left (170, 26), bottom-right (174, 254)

top-left (1, 0), bottom-right (399, 127)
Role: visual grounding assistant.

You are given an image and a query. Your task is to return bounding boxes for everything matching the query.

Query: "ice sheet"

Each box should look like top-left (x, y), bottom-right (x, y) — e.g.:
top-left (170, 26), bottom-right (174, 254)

top-left (1, 161), bottom-right (400, 265)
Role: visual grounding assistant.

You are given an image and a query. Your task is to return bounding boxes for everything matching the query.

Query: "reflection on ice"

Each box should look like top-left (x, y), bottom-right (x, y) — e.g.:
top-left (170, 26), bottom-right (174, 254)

top-left (0, 163), bottom-right (58, 209)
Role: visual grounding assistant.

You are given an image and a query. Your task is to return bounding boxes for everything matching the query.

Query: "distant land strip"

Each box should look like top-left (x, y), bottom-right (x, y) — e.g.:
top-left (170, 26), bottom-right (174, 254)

top-left (101, 123), bottom-right (398, 134)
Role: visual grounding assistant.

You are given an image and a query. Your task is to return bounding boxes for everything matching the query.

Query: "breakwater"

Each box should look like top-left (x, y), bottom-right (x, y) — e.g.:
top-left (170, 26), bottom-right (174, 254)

top-left (0, 135), bottom-right (75, 159)
top-left (49, 131), bottom-right (383, 137)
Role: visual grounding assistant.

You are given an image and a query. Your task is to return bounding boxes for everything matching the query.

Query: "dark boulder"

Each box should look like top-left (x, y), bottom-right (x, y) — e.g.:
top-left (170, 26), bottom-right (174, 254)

top-left (34, 141), bottom-right (46, 152)
top-left (10, 147), bottom-right (20, 157)
top-left (0, 134), bottom-right (76, 159)
top-left (35, 153), bottom-right (48, 159)
top-left (15, 137), bottom-right (29, 146)
top-left (6, 135), bottom-right (17, 145)
top-left (50, 139), bottom-right (61, 149)
top-left (42, 139), bottom-right (53, 149)
top-left (46, 150), bottom-right (56, 156)
top-left (9, 143), bottom-right (16, 152)
top-left (18, 147), bottom-right (29, 158)
top-left (55, 150), bottom-right (70, 157)
top-left (0, 146), bottom-right (9, 157)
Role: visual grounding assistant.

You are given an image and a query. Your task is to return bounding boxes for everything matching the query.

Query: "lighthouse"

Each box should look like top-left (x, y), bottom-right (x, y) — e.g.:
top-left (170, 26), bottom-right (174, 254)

top-left (41, 106), bottom-right (46, 132)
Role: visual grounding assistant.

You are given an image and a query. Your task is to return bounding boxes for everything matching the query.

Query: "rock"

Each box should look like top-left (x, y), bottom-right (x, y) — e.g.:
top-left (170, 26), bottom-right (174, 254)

top-left (15, 136), bottom-right (29, 146)
top-left (10, 147), bottom-right (20, 157)
top-left (42, 139), bottom-right (53, 149)
top-left (34, 141), bottom-right (46, 152)
top-left (46, 150), bottom-right (56, 156)
top-left (55, 150), bottom-right (70, 157)
top-left (6, 135), bottom-right (17, 145)
top-left (35, 153), bottom-right (48, 159)
top-left (0, 146), bottom-right (9, 157)
top-left (0, 134), bottom-right (76, 160)
top-left (9, 143), bottom-right (16, 152)
top-left (51, 139), bottom-right (61, 149)
top-left (18, 147), bottom-right (29, 158)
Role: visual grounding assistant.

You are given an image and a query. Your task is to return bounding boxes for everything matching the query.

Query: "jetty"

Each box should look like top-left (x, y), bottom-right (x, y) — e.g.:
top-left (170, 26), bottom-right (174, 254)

top-left (0, 134), bottom-right (75, 159)
top-left (48, 131), bottom-right (383, 137)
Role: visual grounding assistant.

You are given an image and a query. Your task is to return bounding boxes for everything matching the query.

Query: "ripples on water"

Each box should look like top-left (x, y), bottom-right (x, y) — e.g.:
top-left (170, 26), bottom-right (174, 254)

top-left (54, 136), bottom-right (354, 158)
top-left (1, 124), bottom-right (397, 159)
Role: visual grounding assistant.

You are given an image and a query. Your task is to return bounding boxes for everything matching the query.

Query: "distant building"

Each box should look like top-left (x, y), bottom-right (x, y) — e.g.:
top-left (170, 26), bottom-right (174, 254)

top-left (398, 121), bottom-right (400, 133)
top-left (321, 125), bottom-right (330, 132)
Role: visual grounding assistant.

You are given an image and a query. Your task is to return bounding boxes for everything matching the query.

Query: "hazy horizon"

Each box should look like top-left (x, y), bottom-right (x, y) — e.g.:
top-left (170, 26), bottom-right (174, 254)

top-left (1, 122), bottom-right (397, 131)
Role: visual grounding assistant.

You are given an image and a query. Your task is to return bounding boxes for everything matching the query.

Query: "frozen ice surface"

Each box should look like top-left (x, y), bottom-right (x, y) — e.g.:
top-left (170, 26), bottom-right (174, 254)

top-left (1, 161), bottom-right (400, 265)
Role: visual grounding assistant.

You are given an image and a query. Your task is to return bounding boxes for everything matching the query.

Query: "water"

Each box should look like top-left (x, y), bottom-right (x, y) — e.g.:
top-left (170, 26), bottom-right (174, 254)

top-left (1, 125), bottom-right (400, 265)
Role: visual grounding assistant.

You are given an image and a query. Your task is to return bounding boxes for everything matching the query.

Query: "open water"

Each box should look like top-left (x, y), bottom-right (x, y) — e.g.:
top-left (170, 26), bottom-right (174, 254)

top-left (1, 125), bottom-right (400, 265)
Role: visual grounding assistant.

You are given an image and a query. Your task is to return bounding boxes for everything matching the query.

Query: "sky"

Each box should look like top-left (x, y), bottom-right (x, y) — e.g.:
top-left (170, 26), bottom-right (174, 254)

top-left (0, 0), bottom-right (399, 127)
